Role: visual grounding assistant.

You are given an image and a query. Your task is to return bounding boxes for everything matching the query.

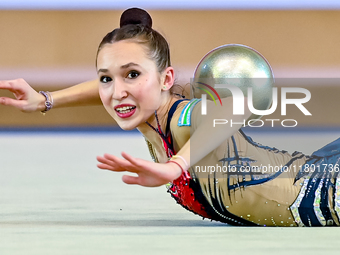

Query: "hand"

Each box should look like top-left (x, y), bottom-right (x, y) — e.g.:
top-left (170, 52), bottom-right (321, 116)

top-left (97, 152), bottom-right (182, 187)
top-left (0, 79), bottom-right (45, 112)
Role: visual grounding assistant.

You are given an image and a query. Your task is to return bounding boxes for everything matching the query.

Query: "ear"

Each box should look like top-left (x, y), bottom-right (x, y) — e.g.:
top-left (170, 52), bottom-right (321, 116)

top-left (161, 67), bottom-right (175, 91)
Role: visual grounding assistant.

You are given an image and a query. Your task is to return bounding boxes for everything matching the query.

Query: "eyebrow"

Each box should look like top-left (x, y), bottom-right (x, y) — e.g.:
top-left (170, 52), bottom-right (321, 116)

top-left (97, 68), bottom-right (109, 74)
top-left (97, 62), bottom-right (140, 74)
top-left (121, 62), bottom-right (140, 69)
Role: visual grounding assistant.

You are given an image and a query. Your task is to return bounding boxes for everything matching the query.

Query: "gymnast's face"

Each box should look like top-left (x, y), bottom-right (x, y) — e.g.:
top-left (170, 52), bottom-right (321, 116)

top-left (96, 40), bottom-right (172, 130)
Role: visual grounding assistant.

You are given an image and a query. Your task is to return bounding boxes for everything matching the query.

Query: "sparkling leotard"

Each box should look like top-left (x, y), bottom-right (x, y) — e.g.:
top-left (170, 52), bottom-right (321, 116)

top-left (146, 99), bottom-right (340, 226)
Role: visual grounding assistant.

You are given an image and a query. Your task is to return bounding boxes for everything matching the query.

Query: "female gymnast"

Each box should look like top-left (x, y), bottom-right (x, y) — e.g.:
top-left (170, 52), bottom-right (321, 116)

top-left (1, 8), bottom-right (340, 227)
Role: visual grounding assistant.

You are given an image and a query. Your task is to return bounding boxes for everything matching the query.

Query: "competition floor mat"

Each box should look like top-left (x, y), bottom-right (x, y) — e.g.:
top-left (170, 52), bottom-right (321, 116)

top-left (0, 130), bottom-right (339, 254)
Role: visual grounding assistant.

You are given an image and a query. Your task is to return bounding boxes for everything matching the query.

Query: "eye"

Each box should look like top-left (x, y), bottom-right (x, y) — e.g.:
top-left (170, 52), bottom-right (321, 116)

top-left (100, 76), bottom-right (112, 83)
top-left (126, 70), bottom-right (140, 79)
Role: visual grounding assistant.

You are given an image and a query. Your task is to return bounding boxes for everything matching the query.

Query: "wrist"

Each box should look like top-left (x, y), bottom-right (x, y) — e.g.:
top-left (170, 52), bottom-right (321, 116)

top-left (166, 160), bottom-right (184, 179)
top-left (39, 91), bottom-right (54, 114)
top-left (170, 155), bottom-right (189, 170)
top-left (37, 93), bottom-right (46, 111)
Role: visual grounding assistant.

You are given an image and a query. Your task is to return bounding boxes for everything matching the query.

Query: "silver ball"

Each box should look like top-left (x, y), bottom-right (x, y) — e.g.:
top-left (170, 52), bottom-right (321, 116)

top-left (193, 44), bottom-right (274, 120)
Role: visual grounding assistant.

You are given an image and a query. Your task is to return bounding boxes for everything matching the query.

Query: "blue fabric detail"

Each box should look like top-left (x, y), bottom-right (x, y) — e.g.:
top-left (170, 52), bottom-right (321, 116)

top-left (238, 129), bottom-right (287, 153)
top-left (178, 98), bottom-right (201, 127)
top-left (311, 137), bottom-right (340, 157)
top-left (293, 138), bottom-right (340, 226)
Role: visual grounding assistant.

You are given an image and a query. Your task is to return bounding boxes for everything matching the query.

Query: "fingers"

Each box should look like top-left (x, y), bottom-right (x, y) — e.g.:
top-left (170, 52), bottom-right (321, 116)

top-left (96, 155), bottom-right (122, 171)
top-left (97, 153), bottom-right (172, 187)
top-left (101, 153), bottom-right (120, 162)
top-left (0, 80), bottom-right (13, 90)
top-left (106, 153), bottom-right (140, 171)
top-left (97, 154), bottom-right (141, 185)
top-left (96, 154), bottom-right (139, 173)
top-left (122, 175), bottom-right (139, 185)
top-left (96, 155), bottom-right (114, 165)
top-left (0, 79), bottom-right (26, 93)
top-left (121, 152), bottom-right (143, 168)
top-left (0, 97), bottom-right (25, 108)
top-left (97, 163), bottom-right (116, 171)
top-left (0, 79), bottom-right (31, 110)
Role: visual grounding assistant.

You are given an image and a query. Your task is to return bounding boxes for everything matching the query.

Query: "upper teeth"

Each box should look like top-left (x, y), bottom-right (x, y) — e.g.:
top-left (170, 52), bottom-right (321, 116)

top-left (116, 106), bottom-right (134, 112)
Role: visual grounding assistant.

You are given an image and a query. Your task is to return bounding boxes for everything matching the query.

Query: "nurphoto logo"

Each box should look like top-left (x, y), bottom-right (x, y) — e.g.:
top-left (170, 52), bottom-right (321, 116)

top-left (197, 82), bottom-right (312, 128)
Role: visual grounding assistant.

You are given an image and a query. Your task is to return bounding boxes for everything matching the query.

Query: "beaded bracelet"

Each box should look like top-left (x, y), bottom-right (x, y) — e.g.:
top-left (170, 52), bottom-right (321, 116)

top-left (39, 91), bottom-right (54, 115)
top-left (166, 160), bottom-right (184, 173)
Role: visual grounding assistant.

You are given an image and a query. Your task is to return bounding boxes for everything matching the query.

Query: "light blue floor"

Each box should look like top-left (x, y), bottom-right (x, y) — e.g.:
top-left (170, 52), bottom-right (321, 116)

top-left (0, 130), bottom-right (340, 254)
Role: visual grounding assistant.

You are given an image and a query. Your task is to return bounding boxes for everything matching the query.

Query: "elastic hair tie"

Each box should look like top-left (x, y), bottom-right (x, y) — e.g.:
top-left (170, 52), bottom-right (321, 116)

top-left (166, 160), bottom-right (184, 173)
top-left (171, 155), bottom-right (189, 168)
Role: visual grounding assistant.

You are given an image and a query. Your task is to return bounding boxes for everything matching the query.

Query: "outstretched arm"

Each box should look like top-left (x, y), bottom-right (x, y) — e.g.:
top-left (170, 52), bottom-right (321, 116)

top-left (97, 97), bottom-right (251, 187)
top-left (0, 78), bottom-right (101, 112)
top-left (97, 152), bottom-right (182, 187)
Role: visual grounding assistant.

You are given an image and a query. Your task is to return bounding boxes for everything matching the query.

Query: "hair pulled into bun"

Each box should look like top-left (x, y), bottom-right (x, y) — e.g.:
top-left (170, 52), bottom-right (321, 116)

top-left (120, 8), bottom-right (152, 28)
top-left (98, 7), bottom-right (170, 73)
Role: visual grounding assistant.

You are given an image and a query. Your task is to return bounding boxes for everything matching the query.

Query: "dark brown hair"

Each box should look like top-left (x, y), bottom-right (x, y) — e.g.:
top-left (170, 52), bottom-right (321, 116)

top-left (97, 8), bottom-right (171, 73)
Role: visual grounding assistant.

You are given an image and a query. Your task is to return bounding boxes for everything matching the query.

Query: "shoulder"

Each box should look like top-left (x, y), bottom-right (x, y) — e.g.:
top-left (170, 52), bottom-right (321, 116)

top-left (169, 99), bottom-right (199, 148)
top-left (169, 98), bottom-right (201, 127)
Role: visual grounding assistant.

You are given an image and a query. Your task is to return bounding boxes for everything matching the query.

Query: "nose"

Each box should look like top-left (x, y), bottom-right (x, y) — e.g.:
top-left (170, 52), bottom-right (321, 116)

top-left (112, 79), bottom-right (128, 100)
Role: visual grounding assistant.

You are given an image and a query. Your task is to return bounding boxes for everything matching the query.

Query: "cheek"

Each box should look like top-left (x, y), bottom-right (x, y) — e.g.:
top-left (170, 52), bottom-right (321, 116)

top-left (98, 85), bottom-right (111, 105)
top-left (141, 79), bottom-right (162, 98)
top-left (131, 86), bottom-right (147, 102)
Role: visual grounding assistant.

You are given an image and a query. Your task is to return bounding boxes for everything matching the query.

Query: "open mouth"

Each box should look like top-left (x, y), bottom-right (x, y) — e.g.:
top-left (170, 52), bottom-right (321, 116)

top-left (114, 105), bottom-right (137, 118)
top-left (115, 106), bottom-right (136, 114)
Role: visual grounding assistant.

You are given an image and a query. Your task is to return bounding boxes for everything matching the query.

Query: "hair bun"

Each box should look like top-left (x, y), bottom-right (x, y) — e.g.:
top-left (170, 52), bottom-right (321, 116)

top-left (120, 8), bottom-right (152, 28)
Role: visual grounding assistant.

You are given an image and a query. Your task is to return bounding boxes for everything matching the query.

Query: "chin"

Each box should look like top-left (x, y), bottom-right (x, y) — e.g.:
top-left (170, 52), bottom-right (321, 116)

top-left (116, 121), bottom-right (139, 131)
top-left (119, 125), bottom-right (137, 131)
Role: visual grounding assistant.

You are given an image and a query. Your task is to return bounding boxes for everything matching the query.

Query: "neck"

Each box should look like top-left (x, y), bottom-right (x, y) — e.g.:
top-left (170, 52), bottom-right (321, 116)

top-left (137, 95), bottom-right (178, 144)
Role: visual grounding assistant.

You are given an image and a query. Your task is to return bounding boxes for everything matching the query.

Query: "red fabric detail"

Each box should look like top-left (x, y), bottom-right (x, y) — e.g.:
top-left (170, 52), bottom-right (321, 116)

top-left (159, 124), bottom-right (210, 219)
top-left (163, 135), bottom-right (173, 158)
top-left (168, 170), bottom-right (211, 219)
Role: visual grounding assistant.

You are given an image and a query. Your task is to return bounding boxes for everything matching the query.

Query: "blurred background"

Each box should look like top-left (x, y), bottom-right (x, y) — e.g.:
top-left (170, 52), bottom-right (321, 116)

top-left (1, 3), bottom-right (340, 254)
top-left (0, 0), bottom-right (339, 129)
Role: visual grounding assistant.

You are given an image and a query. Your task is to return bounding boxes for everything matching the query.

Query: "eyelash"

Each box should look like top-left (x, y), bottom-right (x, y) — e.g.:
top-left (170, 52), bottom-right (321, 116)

top-left (99, 70), bottom-right (140, 83)
top-left (126, 70), bottom-right (140, 79)
top-left (100, 76), bottom-right (112, 83)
